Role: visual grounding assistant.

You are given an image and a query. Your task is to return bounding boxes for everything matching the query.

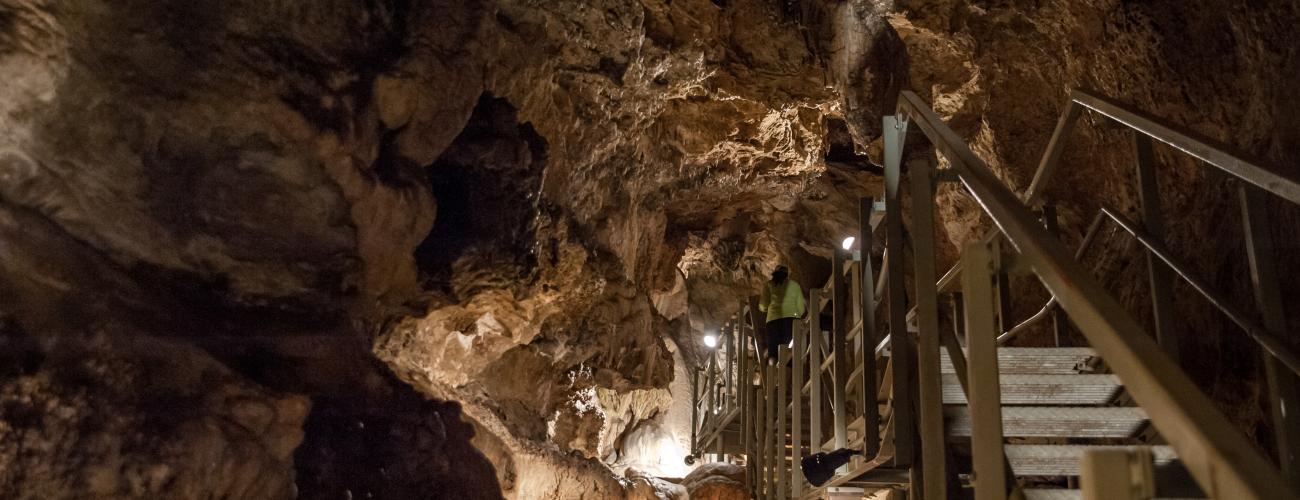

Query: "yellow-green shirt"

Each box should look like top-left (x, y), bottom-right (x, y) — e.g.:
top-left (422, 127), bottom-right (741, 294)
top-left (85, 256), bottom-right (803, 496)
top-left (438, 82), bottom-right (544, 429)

top-left (760, 280), bottom-right (806, 322)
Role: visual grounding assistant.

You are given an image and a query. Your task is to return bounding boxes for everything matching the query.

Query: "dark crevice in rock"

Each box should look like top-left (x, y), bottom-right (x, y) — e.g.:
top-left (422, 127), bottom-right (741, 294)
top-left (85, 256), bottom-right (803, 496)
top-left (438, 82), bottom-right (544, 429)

top-left (415, 93), bottom-right (547, 297)
top-left (293, 374), bottom-right (503, 500)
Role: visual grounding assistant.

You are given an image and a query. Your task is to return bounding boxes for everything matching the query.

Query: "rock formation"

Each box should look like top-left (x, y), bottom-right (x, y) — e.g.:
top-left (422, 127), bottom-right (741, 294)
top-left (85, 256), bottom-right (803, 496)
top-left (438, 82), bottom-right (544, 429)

top-left (2, 0), bottom-right (1298, 498)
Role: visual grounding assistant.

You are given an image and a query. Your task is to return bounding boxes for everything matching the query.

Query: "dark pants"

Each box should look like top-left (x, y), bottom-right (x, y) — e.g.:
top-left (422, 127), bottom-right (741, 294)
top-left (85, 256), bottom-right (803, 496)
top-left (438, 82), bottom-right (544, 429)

top-left (765, 317), bottom-right (794, 362)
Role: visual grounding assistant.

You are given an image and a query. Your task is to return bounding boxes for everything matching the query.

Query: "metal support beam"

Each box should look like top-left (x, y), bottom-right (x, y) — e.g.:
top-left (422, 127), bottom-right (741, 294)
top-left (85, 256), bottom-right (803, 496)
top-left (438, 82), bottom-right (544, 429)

top-left (1240, 185), bottom-right (1300, 489)
top-left (963, 240), bottom-right (1007, 500)
top-left (810, 287), bottom-right (824, 456)
top-left (1025, 101), bottom-right (1083, 205)
top-left (832, 250), bottom-right (850, 453)
top-left (741, 312), bottom-right (756, 496)
top-left (1040, 205), bottom-right (1065, 347)
top-left (759, 363), bottom-right (769, 498)
top-left (778, 347), bottom-right (789, 500)
top-left (1135, 134), bottom-right (1179, 363)
top-left (884, 115), bottom-right (916, 466)
top-left (691, 367), bottom-right (700, 458)
top-left (859, 197), bottom-right (881, 456)
top-left (910, 155), bottom-right (947, 500)
top-left (792, 314), bottom-right (805, 497)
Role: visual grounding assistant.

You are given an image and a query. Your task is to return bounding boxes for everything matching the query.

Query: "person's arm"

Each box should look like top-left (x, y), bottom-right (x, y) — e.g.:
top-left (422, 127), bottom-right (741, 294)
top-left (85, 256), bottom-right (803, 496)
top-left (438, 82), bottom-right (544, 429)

top-left (759, 283), bottom-right (770, 312)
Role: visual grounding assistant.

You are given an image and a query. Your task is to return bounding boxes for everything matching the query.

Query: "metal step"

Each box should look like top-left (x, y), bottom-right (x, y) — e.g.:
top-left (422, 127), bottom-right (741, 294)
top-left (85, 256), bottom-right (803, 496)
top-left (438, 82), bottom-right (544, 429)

top-left (941, 348), bottom-right (1099, 375)
top-left (1006, 444), bottom-right (1177, 476)
top-left (942, 374), bottom-right (1122, 405)
top-left (945, 406), bottom-right (1148, 438)
top-left (1022, 490), bottom-right (1202, 500)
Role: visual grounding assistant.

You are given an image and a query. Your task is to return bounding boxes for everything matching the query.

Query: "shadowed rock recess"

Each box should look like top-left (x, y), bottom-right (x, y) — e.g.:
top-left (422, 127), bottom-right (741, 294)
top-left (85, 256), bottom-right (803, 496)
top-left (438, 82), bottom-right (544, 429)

top-left (1, 0), bottom-right (1297, 498)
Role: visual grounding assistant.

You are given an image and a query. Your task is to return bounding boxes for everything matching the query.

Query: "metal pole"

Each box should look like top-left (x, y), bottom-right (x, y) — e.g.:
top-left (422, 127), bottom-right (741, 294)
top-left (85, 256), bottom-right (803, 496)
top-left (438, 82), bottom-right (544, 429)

top-left (1240, 184), bottom-right (1300, 489)
top-left (910, 155), bottom-right (947, 500)
top-left (832, 250), bottom-right (850, 453)
top-left (1040, 205), bottom-right (1065, 347)
top-left (884, 114), bottom-right (917, 466)
top-left (809, 287), bottom-right (823, 457)
top-left (859, 197), bottom-right (881, 456)
top-left (792, 315), bottom-right (805, 497)
top-left (1135, 134), bottom-right (1179, 363)
top-left (963, 240), bottom-right (1007, 500)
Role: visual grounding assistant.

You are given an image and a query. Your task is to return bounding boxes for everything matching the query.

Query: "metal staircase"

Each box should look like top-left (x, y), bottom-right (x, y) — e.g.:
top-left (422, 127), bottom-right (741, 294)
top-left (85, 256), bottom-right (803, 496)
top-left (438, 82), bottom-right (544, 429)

top-left (689, 88), bottom-right (1300, 499)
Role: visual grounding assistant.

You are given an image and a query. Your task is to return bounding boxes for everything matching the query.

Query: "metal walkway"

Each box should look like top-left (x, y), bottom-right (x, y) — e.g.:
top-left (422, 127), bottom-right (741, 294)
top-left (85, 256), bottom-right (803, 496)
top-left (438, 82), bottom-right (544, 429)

top-left (689, 88), bottom-right (1300, 500)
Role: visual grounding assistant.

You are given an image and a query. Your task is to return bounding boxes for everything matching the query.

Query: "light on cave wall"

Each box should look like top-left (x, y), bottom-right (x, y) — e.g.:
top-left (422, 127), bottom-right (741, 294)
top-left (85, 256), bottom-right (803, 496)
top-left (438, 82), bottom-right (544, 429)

top-left (841, 236), bottom-right (856, 251)
top-left (702, 333), bottom-right (718, 348)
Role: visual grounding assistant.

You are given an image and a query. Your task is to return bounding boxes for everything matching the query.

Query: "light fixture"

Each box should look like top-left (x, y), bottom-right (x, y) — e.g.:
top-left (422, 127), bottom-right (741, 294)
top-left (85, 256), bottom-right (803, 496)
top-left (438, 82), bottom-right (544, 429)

top-left (703, 334), bottom-right (718, 348)
top-left (841, 236), bottom-right (856, 251)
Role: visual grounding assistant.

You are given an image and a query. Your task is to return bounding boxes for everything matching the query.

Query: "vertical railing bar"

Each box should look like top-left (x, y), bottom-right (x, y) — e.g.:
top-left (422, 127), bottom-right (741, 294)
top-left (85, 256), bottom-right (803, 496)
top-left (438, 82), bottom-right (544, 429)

top-left (884, 114), bottom-right (917, 466)
top-left (1135, 134), bottom-right (1179, 362)
top-left (859, 196), bottom-right (881, 456)
top-left (910, 154), bottom-right (947, 499)
top-left (691, 364), bottom-right (700, 458)
top-left (766, 362), bottom-right (777, 498)
top-left (809, 288), bottom-right (823, 457)
top-left (963, 239), bottom-right (1007, 500)
top-left (777, 345), bottom-right (789, 500)
top-left (1240, 184), bottom-right (1300, 489)
top-left (1040, 205), bottom-right (1065, 347)
top-left (832, 249), bottom-right (850, 455)
top-left (792, 313), bottom-right (805, 497)
top-left (1025, 101), bottom-right (1083, 206)
top-left (726, 321), bottom-right (735, 412)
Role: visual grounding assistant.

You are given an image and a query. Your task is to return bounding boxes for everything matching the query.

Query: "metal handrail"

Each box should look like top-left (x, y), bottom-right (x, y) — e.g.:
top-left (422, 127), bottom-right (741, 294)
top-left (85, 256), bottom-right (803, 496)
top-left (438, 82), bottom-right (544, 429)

top-left (896, 89), bottom-right (1295, 500)
top-left (991, 205), bottom-right (1300, 377)
top-left (995, 208), bottom-right (1108, 344)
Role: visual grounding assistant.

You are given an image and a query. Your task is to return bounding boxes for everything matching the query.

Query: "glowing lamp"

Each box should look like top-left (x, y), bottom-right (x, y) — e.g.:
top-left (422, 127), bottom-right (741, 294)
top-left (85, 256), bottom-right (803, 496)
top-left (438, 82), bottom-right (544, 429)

top-left (841, 236), bottom-right (856, 250)
top-left (703, 334), bottom-right (718, 348)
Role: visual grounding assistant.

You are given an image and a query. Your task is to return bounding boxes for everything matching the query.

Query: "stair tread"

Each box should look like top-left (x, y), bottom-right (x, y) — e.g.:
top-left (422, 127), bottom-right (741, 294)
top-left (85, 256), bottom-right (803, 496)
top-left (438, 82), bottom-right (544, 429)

top-left (1006, 444), bottom-right (1177, 476)
top-left (945, 406), bottom-right (1148, 438)
top-left (942, 348), bottom-right (1099, 375)
top-left (943, 374), bottom-right (1122, 405)
top-left (1022, 490), bottom-right (1202, 500)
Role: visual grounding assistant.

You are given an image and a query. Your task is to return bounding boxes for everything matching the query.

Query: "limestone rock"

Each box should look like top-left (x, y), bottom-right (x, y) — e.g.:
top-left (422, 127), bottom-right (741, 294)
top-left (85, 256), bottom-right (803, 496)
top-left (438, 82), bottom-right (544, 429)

top-left (683, 462), bottom-right (748, 500)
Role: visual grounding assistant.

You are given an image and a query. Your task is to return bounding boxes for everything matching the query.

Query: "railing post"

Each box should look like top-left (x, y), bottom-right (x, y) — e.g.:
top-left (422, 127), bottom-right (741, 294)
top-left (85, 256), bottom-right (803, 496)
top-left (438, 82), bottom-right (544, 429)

top-left (910, 155), bottom-right (947, 500)
top-left (884, 114), bottom-right (917, 467)
top-left (859, 197), bottom-right (881, 456)
top-left (792, 314), bottom-right (805, 497)
top-left (1134, 134), bottom-right (1179, 363)
top-left (725, 321), bottom-right (734, 412)
top-left (777, 346), bottom-right (790, 500)
top-left (809, 287), bottom-right (823, 457)
top-left (1240, 184), bottom-right (1300, 489)
top-left (1040, 205), bottom-right (1065, 347)
top-left (963, 239), bottom-right (1007, 500)
top-left (691, 366), bottom-right (700, 459)
top-left (832, 249), bottom-right (850, 455)
top-left (741, 314), bottom-right (756, 496)
top-left (766, 362), bottom-right (778, 499)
